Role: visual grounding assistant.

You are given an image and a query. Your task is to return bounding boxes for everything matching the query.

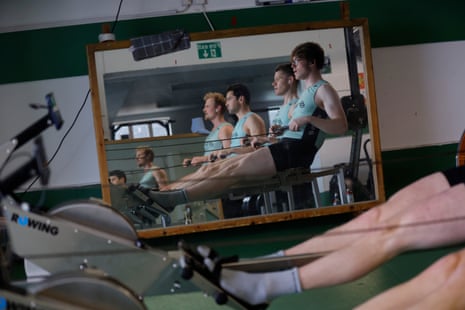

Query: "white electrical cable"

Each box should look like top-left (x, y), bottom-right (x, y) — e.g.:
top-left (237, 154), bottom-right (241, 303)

top-left (202, 4), bottom-right (215, 31)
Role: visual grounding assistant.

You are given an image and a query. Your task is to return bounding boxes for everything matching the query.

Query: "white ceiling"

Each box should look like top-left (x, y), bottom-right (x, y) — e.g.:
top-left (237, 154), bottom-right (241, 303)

top-left (104, 55), bottom-right (288, 124)
top-left (0, 0), bottom-right (256, 33)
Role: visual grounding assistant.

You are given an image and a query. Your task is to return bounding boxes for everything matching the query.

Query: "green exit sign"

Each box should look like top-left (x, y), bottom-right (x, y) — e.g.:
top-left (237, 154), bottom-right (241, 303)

top-left (197, 42), bottom-right (222, 59)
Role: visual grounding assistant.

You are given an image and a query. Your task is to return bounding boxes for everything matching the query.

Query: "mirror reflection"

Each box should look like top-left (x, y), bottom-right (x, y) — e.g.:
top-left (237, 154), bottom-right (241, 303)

top-left (87, 20), bottom-right (384, 236)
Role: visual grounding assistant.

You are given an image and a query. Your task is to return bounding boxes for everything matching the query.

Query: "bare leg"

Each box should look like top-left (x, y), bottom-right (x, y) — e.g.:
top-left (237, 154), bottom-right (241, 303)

top-left (186, 148), bottom-right (276, 201)
top-left (356, 247), bottom-right (465, 309)
top-left (297, 184), bottom-right (465, 290)
top-left (163, 156), bottom-right (239, 190)
top-left (205, 172), bottom-right (465, 306)
top-left (285, 171), bottom-right (452, 255)
top-left (165, 159), bottom-right (221, 189)
top-left (149, 148), bottom-right (277, 210)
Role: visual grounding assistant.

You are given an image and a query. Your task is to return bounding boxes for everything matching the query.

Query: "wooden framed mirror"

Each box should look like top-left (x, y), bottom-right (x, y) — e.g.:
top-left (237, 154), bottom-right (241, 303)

top-left (86, 18), bottom-right (385, 238)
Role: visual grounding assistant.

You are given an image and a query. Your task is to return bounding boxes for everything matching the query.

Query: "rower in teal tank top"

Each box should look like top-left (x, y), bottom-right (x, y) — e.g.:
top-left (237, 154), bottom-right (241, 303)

top-left (282, 80), bottom-right (328, 148)
top-left (272, 97), bottom-right (299, 128)
top-left (139, 170), bottom-right (159, 190)
top-left (230, 112), bottom-right (256, 148)
top-left (203, 122), bottom-right (233, 156)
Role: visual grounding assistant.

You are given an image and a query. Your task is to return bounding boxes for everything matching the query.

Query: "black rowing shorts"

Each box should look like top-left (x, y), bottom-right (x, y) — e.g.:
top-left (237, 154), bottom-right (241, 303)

top-left (268, 138), bottom-right (319, 172)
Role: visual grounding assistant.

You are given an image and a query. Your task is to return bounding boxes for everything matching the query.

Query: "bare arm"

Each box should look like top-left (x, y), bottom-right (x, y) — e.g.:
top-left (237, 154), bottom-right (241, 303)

top-left (184, 155), bottom-right (209, 167)
top-left (219, 125), bottom-right (233, 149)
top-left (215, 115), bottom-right (266, 157)
top-left (234, 114), bottom-right (267, 154)
top-left (245, 113), bottom-right (267, 139)
top-left (152, 167), bottom-right (169, 188)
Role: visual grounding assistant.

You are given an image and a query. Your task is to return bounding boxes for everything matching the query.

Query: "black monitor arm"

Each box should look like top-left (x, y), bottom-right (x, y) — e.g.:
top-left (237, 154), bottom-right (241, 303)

top-left (0, 93), bottom-right (63, 196)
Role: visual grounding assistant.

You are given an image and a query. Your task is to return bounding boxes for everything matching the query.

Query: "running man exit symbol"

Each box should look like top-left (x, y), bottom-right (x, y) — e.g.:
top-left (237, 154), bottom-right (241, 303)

top-left (197, 42), bottom-right (222, 59)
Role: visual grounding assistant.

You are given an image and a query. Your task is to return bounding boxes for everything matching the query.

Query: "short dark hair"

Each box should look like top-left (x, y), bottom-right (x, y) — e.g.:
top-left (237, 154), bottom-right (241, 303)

top-left (275, 63), bottom-right (295, 77)
top-left (275, 63), bottom-right (298, 93)
top-left (291, 42), bottom-right (325, 70)
top-left (109, 169), bottom-right (126, 182)
top-left (226, 83), bottom-right (251, 105)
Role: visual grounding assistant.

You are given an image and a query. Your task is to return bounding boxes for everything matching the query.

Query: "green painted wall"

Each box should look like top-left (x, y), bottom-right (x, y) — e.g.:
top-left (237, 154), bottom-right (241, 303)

top-left (382, 143), bottom-right (459, 196)
top-left (1, 0), bottom-right (465, 84)
top-left (17, 185), bottom-right (102, 211)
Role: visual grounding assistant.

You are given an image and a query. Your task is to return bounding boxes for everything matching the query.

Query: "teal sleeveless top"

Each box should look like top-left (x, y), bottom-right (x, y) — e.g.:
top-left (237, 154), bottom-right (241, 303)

top-left (272, 97), bottom-right (298, 127)
top-left (230, 112), bottom-right (256, 148)
top-left (282, 80), bottom-right (328, 148)
top-left (203, 122), bottom-right (233, 155)
top-left (139, 170), bottom-right (159, 190)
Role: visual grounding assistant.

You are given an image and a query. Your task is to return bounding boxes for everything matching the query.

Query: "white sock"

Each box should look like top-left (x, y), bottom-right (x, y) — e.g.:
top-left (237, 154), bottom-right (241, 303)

top-left (149, 189), bottom-right (188, 212)
top-left (220, 267), bottom-right (302, 305)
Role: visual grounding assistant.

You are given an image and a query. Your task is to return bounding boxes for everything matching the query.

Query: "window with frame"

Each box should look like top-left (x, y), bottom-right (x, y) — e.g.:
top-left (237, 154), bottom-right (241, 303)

top-left (113, 118), bottom-right (172, 140)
